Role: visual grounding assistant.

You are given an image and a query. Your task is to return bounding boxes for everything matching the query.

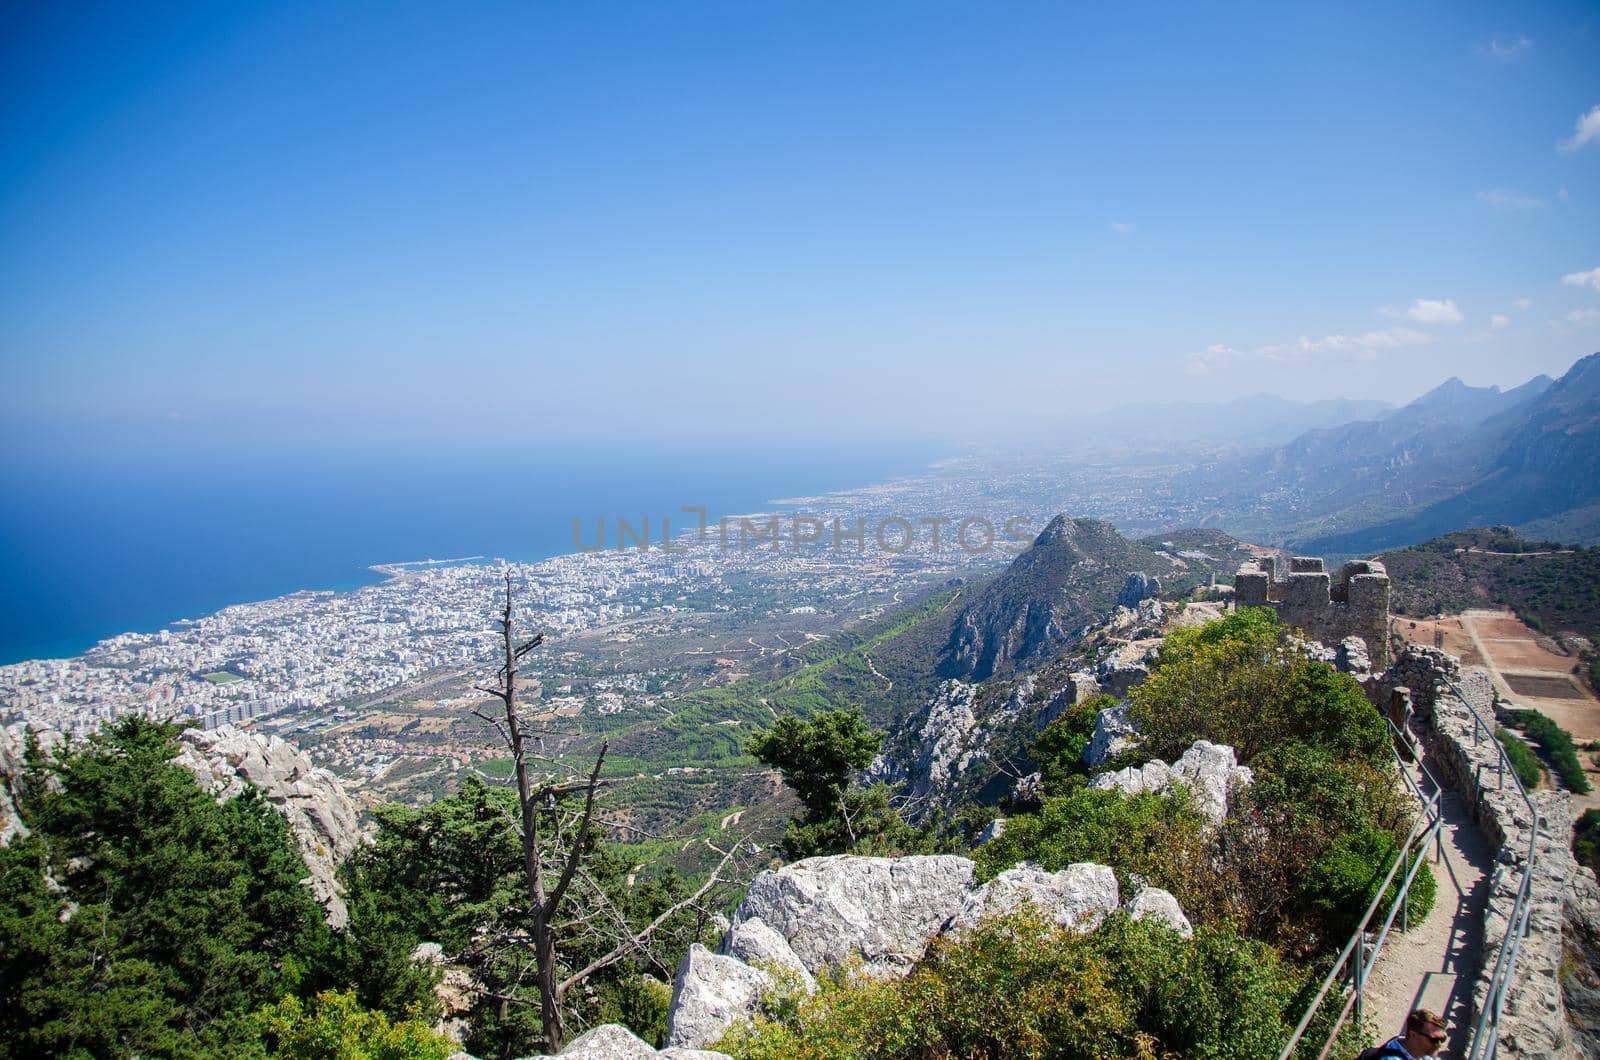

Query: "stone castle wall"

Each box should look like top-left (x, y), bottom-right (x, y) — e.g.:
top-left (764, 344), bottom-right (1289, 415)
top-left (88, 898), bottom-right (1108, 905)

top-left (1234, 555), bottom-right (1391, 668)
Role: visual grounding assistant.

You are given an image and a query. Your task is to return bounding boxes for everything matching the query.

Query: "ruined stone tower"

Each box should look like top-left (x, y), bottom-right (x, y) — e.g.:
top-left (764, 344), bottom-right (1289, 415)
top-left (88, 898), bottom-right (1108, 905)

top-left (1233, 555), bottom-right (1390, 668)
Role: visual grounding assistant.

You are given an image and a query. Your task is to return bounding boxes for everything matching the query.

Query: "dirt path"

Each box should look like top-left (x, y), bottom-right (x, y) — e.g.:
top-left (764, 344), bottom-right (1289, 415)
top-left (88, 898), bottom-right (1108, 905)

top-left (1361, 743), bottom-right (1494, 1054)
top-left (863, 653), bottom-right (893, 692)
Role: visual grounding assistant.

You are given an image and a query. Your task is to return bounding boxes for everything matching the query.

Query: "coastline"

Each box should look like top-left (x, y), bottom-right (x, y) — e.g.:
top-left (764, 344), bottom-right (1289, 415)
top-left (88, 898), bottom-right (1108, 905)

top-left (0, 453), bottom-right (953, 669)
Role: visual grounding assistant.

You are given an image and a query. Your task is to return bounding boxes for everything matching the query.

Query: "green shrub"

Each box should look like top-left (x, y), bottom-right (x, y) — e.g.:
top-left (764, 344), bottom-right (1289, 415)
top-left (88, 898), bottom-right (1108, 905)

top-left (255, 989), bottom-right (454, 1060)
top-left (1508, 709), bottom-right (1592, 794)
top-left (1299, 827), bottom-right (1436, 942)
top-left (718, 910), bottom-right (1311, 1059)
top-left (1496, 727), bottom-right (1544, 791)
top-left (1029, 693), bottom-right (1115, 795)
top-left (973, 786), bottom-right (1210, 895)
top-left (1129, 609), bottom-right (1388, 767)
top-left (1575, 809), bottom-right (1600, 878)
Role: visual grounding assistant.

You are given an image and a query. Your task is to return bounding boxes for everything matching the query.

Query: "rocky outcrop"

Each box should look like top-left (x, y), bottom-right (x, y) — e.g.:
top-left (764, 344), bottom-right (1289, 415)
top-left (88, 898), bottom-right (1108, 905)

top-left (666, 853), bottom-right (1193, 1049)
top-left (1083, 701), bottom-right (1139, 767)
top-left (1117, 572), bottom-right (1162, 608)
top-left (1090, 740), bottom-right (1253, 824)
top-left (172, 725), bottom-right (362, 926)
top-left (947, 863), bottom-right (1119, 933)
top-left (731, 854), bottom-right (977, 977)
top-left (866, 680), bottom-right (982, 805)
top-left (1035, 671), bottom-right (1102, 731)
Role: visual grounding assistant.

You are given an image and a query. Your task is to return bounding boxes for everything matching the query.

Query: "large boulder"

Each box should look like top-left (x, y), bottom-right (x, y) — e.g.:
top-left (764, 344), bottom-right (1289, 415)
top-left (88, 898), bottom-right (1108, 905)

top-left (664, 945), bottom-right (770, 1050)
top-left (948, 863), bottom-right (1119, 934)
top-left (731, 855), bottom-right (977, 976)
top-left (172, 725), bottom-right (362, 926)
top-left (721, 916), bottom-right (815, 993)
top-left (1125, 886), bottom-right (1192, 938)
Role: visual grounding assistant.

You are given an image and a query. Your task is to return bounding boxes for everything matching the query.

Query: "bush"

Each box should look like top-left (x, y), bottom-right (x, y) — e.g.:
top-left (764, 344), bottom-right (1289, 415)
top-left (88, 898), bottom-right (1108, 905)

top-left (718, 910), bottom-right (1312, 1059)
top-left (1508, 709), bottom-right (1592, 794)
top-left (1129, 609), bottom-right (1388, 767)
top-left (973, 786), bottom-right (1210, 895)
top-left (255, 989), bottom-right (454, 1060)
top-left (1299, 827), bottom-right (1436, 942)
top-left (1496, 727), bottom-right (1544, 791)
top-left (1030, 693), bottom-right (1115, 794)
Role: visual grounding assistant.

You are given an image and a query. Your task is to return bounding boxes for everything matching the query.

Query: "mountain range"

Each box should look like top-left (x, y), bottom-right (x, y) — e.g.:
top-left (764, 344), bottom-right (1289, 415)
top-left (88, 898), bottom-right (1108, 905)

top-left (1212, 352), bottom-right (1600, 555)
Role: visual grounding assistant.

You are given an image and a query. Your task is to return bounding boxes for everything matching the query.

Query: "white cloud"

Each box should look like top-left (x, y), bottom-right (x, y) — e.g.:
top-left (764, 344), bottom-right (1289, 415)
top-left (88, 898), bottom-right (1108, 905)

top-left (1382, 298), bottom-right (1464, 325)
top-left (1562, 266), bottom-right (1600, 292)
top-left (1513, 298), bottom-right (1533, 310)
top-left (1476, 188), bottom-right (1544, 210)
top-left (1490, 314), bottom-right (1510, 330)
top-left (1568, 308), bottom-right (1600, 325)
top-left (1189, 327), bottom-right (1431, 373)
top-left (1109, 221), bottom-right (1134, 234)
top-left (1256, 328), bottom-right (1433, 362)
top-left (1482, 35), bottom-right (1533, 60)
top-left (1186, 343), bottom-right (1243, 374)
top-left (1558, 104), bottom-right (1600, 153)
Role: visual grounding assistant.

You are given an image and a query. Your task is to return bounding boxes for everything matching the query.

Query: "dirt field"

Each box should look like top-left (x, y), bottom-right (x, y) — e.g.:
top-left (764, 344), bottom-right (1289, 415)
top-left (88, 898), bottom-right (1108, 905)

top-left (1392, 615), bottom-right (1485, 667)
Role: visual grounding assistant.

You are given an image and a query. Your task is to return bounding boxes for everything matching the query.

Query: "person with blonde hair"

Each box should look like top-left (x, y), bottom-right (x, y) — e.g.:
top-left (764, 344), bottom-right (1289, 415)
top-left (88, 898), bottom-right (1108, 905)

top-left (1360, 1009), bottom-right (1448, 1059)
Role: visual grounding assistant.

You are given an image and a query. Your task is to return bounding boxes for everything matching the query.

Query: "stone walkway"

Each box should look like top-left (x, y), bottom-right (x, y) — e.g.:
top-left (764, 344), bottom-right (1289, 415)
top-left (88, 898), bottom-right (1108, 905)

top-left (1361, 744), bottom-right (1495, 1054)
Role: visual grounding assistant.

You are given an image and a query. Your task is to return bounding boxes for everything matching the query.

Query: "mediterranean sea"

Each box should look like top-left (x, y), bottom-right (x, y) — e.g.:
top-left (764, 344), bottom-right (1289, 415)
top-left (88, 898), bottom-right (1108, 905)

top-left (0, 439), bottom-right (946, 665)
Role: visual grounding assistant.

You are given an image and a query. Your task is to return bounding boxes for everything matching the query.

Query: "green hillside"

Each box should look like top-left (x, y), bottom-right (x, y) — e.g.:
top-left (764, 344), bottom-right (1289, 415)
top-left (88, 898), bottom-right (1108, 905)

top-left (1381, 526), bottom-right (1600, 637)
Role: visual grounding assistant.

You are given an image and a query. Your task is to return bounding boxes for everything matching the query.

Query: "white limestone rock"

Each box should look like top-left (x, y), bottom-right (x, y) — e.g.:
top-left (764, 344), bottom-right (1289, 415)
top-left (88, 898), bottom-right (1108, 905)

top-left (1083, 701), bottom-right (1139, 767)
top-left (1036, 671), bottom-right (1103, 731)
top-left (173, 725), bottom-right (362, 926)
top-left (664, 944), bottom-right (769, 1050)
top-left (530, 1022), bottom-right (733, 1058)
top-left (1011, 771), bottom-right (1044, 805)
top-left (1091, 759), bottom-right (1173, 798)
top-left (731, 854), bottom-right (977, 976)
top-left (1171, 740), bottom-right (1253, 824)
top-left (721, 916), bottom-right (815, 993)
top-left (976, 818), bottom-right (1006, 845)
top-left (1090, 740), bottom-right (1252, 825)
top-left (1125, 886), bottom-right (1192, 938)
top-left (948, 863), bottom-right (1119, 934)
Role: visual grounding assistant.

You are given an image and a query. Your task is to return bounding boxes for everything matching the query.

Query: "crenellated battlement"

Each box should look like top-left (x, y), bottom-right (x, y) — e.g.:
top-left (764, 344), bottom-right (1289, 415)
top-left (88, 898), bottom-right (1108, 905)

top-left (1234, 555), bottom-right (1390, 667)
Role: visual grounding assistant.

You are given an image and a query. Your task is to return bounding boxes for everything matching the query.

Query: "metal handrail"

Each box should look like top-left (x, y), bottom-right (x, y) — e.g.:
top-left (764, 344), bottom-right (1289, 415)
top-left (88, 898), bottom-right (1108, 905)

top-left (1438, 677), bottom-right (1542, 1060)
top-left (1280, 676), bottom-right (1544, 1060)
top-left (1277, 723), bottom-right (1444, 1060)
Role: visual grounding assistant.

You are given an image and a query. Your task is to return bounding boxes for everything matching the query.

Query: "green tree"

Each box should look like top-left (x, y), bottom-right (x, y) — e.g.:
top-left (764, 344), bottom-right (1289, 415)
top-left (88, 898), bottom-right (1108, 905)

top-left (746, 709), bottom-right (882, 819)
top-left (1029, 693), bottom-right (1115, 796)
top-left (0, 717), bottom-right (332, 1058)
top-left (746, 709), bottom-right (931, 859)
top-left (340, 777), bottom-right (717, 1057)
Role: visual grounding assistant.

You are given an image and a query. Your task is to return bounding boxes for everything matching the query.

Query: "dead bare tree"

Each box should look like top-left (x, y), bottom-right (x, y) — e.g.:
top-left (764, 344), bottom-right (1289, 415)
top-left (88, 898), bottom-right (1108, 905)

top-left (473, 570), bottom-right (747, 1053)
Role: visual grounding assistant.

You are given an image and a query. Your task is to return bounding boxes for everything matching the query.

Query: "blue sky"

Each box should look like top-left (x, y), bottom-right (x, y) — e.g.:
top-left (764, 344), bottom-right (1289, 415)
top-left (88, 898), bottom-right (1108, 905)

top-left (2, 1), bottom-right (1598, 455)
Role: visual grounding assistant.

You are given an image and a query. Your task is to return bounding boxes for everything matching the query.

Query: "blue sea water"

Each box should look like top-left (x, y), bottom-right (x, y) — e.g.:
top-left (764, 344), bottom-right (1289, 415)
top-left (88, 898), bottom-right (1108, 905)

top-left (0, 440), bottom-right (946, 665)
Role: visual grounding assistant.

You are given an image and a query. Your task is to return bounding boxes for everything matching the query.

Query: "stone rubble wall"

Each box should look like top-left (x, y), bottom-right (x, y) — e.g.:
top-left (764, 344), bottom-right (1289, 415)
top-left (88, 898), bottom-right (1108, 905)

top-left (1393, 646), bottom-right (1600, 1058)
top-left (1235, 556), bottom-right (1391, 668)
